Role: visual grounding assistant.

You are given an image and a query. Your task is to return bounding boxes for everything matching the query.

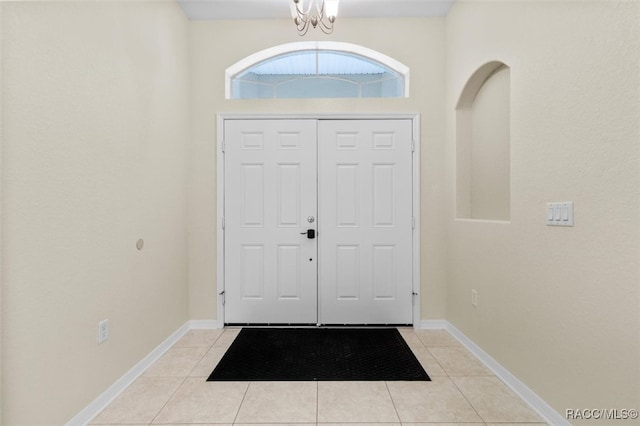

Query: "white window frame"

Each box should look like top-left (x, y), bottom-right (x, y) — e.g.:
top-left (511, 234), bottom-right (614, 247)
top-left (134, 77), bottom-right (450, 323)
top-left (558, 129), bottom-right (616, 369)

top-left (225, 41), bottom-right (410, 99)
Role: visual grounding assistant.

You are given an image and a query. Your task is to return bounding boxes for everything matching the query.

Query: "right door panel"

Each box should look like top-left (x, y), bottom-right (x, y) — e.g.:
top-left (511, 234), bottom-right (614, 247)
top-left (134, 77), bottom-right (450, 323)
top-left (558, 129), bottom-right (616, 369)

top-left (319, 119), bottom-right (414, 324)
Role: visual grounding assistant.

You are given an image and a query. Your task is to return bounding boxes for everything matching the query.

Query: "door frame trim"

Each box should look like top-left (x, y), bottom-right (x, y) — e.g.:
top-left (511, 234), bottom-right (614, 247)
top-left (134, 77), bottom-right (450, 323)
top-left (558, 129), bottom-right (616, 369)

top-left (216, 113), bottom-right (421, 327)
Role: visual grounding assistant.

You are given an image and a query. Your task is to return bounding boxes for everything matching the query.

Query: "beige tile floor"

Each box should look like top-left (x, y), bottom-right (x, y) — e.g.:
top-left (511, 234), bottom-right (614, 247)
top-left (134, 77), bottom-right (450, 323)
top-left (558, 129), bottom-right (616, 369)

top-left (91, 327), bottom-right (548, 425)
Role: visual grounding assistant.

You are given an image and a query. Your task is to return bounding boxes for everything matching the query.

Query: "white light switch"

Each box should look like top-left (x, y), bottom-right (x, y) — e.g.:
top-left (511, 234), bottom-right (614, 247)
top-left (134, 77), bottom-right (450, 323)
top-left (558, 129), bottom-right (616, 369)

top-left (547, 202), bottom-right (573, 227)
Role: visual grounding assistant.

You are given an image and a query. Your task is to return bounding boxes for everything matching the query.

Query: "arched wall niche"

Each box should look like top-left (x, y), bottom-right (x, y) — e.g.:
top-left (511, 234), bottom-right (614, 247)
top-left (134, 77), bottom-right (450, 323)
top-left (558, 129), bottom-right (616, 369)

top-left (456, 61), bottom-right (511, 221)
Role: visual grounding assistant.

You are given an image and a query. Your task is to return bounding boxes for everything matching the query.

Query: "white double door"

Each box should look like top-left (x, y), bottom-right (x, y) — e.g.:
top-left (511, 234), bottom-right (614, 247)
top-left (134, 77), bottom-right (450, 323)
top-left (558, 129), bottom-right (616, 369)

top-left (224, 118), bottom-right (414, 325)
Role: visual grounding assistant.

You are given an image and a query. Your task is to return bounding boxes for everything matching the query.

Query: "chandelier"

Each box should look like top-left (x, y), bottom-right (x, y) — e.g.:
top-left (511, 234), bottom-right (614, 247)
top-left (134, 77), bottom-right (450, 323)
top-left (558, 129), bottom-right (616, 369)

top-left (290, 0), bottom-right (340, 35)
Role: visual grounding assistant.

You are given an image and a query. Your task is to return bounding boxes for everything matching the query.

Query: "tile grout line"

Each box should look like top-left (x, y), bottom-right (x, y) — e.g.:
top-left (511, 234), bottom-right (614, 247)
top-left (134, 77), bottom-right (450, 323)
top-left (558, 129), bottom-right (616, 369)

top-left (424, 345), bottom-right (450, 376)
top-left (219, 328), bottom-right (246, 425)
top-left (184, 335), bottom-right (220, 377)
top-left (384, 380), bottom-right (403, 424)
top-left (147, 374), bottom-right (189, 425)
top-left (232, 380), bottom-right (252, 424)
top-left (146, 330), bottom-right (222, 425)
top-left (393, 327), bottom-right (417, 424)
top-left (406, 328), bottom-right (487, 425)
top-left (450, 374), bottom-right (486, 424)
top-left (402, 328), bottom-right (452, 380)
top-left (425, 330), bottom-right (487, 424)
top-left (315, 380), bottom-right (319, 425)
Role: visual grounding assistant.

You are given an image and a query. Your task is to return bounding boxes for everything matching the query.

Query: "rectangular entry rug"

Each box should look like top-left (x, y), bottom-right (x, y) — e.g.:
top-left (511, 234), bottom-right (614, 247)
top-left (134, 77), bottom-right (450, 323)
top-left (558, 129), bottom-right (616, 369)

top-left (207, 327), bottom-right (430, 381)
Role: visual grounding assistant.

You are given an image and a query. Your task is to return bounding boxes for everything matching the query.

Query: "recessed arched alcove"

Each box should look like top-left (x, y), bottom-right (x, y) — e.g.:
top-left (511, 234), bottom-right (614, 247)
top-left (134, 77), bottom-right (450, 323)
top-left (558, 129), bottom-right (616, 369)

top-left (456, 61), bottom-right (511, 221)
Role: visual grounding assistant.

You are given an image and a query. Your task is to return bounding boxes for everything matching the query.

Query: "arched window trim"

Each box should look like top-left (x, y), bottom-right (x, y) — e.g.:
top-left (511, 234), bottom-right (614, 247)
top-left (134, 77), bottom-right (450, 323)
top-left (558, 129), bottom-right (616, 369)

top-left (225, 41), bottom-right (410, 99)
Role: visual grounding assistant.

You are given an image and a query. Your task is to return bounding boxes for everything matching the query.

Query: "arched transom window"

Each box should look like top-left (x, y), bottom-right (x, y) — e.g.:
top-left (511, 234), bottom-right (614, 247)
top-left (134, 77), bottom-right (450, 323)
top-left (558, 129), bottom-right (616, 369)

top-left (226, 42), bottom-right (410, 99)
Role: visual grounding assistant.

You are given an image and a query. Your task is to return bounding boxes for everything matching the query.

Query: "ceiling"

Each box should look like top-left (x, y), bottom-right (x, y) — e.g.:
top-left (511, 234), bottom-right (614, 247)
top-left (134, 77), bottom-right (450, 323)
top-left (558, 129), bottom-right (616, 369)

top-left (178, 0), bottom-right (455, 20)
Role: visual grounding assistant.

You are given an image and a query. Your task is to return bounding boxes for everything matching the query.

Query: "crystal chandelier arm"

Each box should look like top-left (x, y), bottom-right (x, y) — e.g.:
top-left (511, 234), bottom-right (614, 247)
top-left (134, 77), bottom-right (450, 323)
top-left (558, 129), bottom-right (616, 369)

top-left (315, 0), bottom-right (324, 21)
top-left (292, 0), bottom-right (310, 35)
top-left (315, 0), bottom-right (331, 33)
top-left (291, 0), bottom-right (336, 35)
top-left (297, 20), bottom-right (311, 36)
top-left (292, 0), bottom-right (312, 23)
top-left (316, 2), bottom-right (335, 34)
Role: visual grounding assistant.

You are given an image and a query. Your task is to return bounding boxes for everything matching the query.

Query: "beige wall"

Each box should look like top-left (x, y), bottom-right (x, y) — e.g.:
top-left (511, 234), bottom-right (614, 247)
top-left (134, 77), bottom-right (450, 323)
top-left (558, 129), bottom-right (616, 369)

top-left (188, 18), bottom-right (448, 321)
top-left (1, 2), bottom-right (190, 424)
top-left (445, 1), bottom-right (640, 422)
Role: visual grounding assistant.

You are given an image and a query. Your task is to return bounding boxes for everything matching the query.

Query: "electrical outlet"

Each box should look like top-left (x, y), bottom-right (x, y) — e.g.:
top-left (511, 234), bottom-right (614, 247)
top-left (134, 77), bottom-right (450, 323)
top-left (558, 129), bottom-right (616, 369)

top-left (98, 319), bottom-right (109, 344)
top-left (471, 290), bottom-right (479, 307)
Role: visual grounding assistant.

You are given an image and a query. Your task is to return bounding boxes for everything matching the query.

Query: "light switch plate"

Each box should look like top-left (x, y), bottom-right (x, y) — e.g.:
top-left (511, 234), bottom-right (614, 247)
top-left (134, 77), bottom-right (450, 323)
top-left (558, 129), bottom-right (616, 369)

top-left (546, 202), bottom-right (573, 226)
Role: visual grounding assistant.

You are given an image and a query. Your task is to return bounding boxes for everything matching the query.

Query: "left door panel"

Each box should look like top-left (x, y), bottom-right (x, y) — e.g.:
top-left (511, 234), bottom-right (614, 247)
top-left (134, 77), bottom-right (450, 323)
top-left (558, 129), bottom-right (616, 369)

top-left (224, 120), bottom-right (318, 324)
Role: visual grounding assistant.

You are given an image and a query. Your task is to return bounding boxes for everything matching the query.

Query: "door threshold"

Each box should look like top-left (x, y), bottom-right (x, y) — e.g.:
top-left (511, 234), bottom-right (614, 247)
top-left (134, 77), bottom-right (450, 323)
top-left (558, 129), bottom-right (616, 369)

top-left (225, 323), bottom-right (411, 328)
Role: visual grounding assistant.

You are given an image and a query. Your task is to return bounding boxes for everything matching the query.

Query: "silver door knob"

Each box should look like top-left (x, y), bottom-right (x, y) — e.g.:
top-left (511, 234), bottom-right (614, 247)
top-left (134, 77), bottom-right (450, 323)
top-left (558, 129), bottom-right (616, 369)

top-left (307, 216), bottom-right (315, 223)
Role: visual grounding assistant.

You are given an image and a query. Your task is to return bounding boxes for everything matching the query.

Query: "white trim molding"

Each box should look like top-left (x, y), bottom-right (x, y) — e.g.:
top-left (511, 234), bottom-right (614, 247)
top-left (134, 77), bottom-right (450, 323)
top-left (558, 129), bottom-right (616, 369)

top-left (419, 320), bottom-right (569, 426)
top-left (66, 323), bottom-right (191, 426)
top-left (217, 113), bottom-right (421, 328)
top-left (411, 116), bottom-right (421, 328)
top-left (67, 320), bottom-right (220, 425)
top-left (71, 317), bottom-right (566, 425)
top-left (224, 41), bottom-right (410, 99)
top-left (216, 114), bottom-right (226, 328)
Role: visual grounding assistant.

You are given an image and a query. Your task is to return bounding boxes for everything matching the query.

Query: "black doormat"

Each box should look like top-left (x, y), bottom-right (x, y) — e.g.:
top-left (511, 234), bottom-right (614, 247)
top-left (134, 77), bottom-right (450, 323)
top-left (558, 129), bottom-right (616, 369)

top-left (207, 328), bottom-right (430, 381)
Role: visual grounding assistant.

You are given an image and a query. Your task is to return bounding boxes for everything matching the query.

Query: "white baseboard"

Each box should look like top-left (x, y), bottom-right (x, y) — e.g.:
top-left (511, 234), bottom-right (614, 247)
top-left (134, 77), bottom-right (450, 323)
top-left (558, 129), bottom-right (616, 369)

top-left (66, 322), bottom-right (191, 426)
top-left (70, 318), bottom-right (567, 426)
top-left (417, 319), bottom-right (568, 426)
